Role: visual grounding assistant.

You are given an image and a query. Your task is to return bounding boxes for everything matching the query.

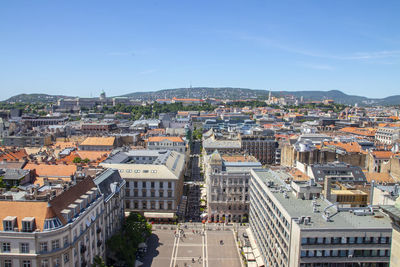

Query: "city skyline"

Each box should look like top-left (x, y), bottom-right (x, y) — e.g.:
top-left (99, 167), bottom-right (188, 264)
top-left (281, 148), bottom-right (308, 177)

top-left (1, 0), bottom-right (399, 99)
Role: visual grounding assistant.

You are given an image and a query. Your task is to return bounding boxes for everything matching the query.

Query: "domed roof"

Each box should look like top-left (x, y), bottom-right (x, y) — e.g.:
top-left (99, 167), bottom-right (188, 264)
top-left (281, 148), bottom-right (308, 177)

top-left (210, 150), bottom-right (222, 163)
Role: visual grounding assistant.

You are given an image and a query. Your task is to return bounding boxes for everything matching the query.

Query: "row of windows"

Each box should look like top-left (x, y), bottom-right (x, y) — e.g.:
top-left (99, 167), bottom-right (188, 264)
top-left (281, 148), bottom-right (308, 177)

top-left (301, 236), bottom-right (391, 245)
top-left (126, 189), bottom-right (173, 197)
top-left (127, 181), bottom-right (173, 189)
top-left (1, 260), bottom-right (31, 267)
top-left (300, 249), bottom-right (390, 258)
top-left (126, 200), bottom-right (173, 210)
top-left (1, 237), bottom-right (70, 254)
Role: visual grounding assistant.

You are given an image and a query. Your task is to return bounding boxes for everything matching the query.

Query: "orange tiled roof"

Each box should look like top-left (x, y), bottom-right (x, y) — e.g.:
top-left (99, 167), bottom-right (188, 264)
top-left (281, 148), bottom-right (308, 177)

top-left (0, 201), bottom-right (53, 231)
top-left (148, 136), bottom-right (184, 143)
top-left (172, 97), bottom-right (204, 102)
top-left (340, 127), bottom-right (376, 137)
top-left (80, 137), bottom-right (116, 147)
top-left (24, 163), bottom-right (77, 177)
top-left (289, 169), bottom-right (310, 181)
top-left (371, 151), bottom-right (394, 159)
top-left (0, 148), bottom-right (28, 162)
top-left (34, 177), bottom-right (73, 187)
top-left (52, 141), bottom-right (77, 150)
top-left (364, 172), bottom-right (396, 183)
top-left (323, 141), bottom-right (362, 153)
top-left (222, 155), bottom-right (258, 162)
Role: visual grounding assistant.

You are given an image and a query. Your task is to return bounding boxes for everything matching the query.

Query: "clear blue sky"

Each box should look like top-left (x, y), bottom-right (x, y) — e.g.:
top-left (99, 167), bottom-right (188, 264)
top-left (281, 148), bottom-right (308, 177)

top-left (1, 0), bottom-right (399, 100)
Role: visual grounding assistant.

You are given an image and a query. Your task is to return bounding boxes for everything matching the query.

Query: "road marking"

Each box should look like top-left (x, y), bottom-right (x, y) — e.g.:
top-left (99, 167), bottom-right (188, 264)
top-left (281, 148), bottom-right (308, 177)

top-left (169, 233), bottom-right (179, 267)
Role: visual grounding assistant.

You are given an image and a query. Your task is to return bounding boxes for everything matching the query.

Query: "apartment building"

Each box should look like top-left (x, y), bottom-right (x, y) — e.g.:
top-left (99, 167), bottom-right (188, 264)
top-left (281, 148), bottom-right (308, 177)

top-left (241, 129), bottom-right (277, 165)
top-left (78, 137), bottom-right (116, 151)
top-left (206, 150), bottom-right (261, 223)
top-left (146, 136), bottom-right (186, 153)
top-left (0, 168), bottom-right (125, 267)
top-left (100, 150), bottom-right (186, 221)
top-left (2, 135), bottom-right (52, 147)
top-left (375, 127), bottom-right (400, 145)
top-left (249, 168), bottom-right (392, 267)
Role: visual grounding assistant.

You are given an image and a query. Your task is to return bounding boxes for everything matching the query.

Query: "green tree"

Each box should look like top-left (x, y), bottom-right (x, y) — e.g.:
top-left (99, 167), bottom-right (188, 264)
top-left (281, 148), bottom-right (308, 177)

top-left (73, 157), bottom-right (82, 163)
top-left (107, 212), bottom-right (152, 266)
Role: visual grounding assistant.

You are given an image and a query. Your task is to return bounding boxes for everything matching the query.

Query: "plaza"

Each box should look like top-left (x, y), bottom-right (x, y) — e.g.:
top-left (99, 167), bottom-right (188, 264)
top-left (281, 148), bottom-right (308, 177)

top-left (142, 224), bottom-right (242, 267)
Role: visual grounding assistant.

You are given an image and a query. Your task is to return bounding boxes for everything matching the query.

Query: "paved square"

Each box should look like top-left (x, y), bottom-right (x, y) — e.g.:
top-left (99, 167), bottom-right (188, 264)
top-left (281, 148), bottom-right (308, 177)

top-left (143, 225), bottom-right (242, 267)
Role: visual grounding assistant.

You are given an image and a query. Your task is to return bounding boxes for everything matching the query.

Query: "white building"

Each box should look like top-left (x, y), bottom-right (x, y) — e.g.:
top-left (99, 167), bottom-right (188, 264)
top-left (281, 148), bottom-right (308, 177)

top-left (375, 127), bottom-right (400, 145)
top-left (146, 136), bottom-right (186, 153)
top-left (0, 169), bottom-right (125, 267)
top-left (100, 150), bottom-right (186, 221)
top-left (206, 150), bottom-right (261, 223)
top-left (249, 168), bottom-right (392, 267)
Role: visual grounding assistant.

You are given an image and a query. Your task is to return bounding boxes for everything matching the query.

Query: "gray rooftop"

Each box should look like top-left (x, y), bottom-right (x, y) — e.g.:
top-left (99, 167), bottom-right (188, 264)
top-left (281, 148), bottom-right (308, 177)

top-left (251, 169), bottom-right (392, 230)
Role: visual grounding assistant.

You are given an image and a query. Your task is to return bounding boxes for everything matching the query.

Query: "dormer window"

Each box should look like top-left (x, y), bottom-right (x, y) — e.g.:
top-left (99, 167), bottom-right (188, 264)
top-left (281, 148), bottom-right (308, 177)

top-left (3, 216), bottom-right (17, 231)
top-left (22, 217), bottom-right (35, 232)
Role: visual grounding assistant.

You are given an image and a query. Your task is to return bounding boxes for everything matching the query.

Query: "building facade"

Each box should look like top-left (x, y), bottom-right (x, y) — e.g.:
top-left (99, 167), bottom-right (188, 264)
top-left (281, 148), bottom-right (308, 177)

top-left (100, 150), bottom-right (186, 221)
top-left (206, 151), bottom-right (261, 223)
top-left (250, 168), bottom-right (392, 267)
top-left (0, 169), bottom-right (125, 267)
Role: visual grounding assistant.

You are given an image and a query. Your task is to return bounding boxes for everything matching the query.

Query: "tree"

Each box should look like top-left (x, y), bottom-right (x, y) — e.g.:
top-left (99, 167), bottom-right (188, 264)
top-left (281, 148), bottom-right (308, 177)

top-left (92, 256), bottom-right (111, 267)
top-left (82, 158), bottom-right (90, 164)
top-left (107, 212), bottom-right (152, 266)
top-left (73, 157), bottom-right (82, 163)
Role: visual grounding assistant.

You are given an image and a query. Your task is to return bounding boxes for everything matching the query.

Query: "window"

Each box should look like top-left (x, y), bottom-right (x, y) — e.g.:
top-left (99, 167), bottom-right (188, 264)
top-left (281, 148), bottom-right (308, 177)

top-left (151, 191), bottom-right (155, 197)
top-left (160, 182), bottom-right (164, 188)
top-left (151, 182), bottom-right (155, 188)
top-left (64, 253), bottom-right (69, 263)
top-left (2, 242), bottom-right (11, 252)
top-left (142, 190), bottom-right (147, 197)
top-left (4, 260), bottom-right (12, 267)
top-left (52, 240), bottom-right (60, 250)
top-left (41, 259), bottom-right (49, 267)
top-left (159, 191), bottom-right (164, 197)
top-left (20, 243), bottom-right (29, 253)
top-left (142, 202), bottom-right (147, 209)
top-left (168, 182), bottom-right (172, 189)
top-left (63, 236), bottom-right (68, 247)
top-left (40, 242), bottom-right (48, 252)
top-left (3, 220), bottom-right (13, 231)
top-left (168, 191), bottom-right (172, 197)
top-left (142, 182), bottom-right (146, 188)
top-left (54, 258), bottom-right (60, 267)
top-left (168, 202), bottom-right (172, 210)
top-left (134, 202), bottom-right (139, 209)
top-left (125, 201), bottom-right (130, 209)
top-left (125, 189), bottom-right (130, 197)
top-left (134, 181), bottom-right (138, 188)
top-left (22, 261), bottom-right (31, 267)
top-left (22, 221), bottom-right (32, 232)
top-left (151, 202), bottom-right (155, 209)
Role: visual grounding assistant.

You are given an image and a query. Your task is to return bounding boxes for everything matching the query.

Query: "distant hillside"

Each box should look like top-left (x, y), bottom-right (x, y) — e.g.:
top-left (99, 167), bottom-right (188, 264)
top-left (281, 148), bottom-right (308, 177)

top-left (120, 87), bottom-right (268, 100)
top-left (3, 88), bottom-right (400, 106)
top-left (121, 87), bottom-right (382, 105)
top-left (5, 93), bottom-right (69, 103)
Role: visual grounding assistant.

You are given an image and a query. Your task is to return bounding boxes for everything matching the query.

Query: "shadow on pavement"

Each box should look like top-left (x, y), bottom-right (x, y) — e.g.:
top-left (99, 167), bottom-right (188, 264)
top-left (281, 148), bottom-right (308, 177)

top-left (142, 234), bottom-right (162, 267)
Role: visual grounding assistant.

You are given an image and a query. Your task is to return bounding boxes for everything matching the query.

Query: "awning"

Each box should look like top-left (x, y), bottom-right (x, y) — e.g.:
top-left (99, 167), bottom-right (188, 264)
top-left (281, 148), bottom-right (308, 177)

top-left (143, 212), bottom-right (175, 219)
